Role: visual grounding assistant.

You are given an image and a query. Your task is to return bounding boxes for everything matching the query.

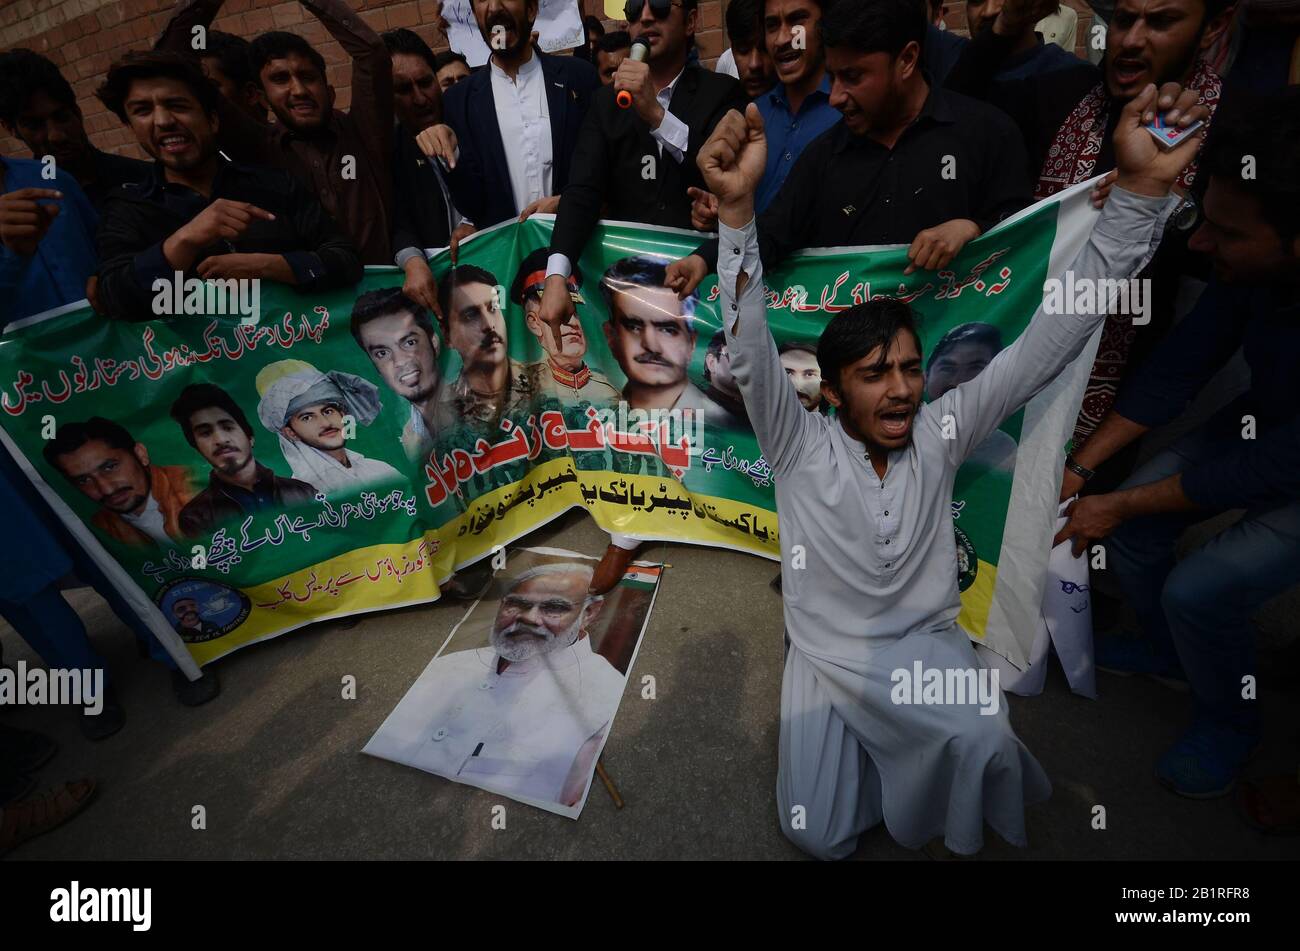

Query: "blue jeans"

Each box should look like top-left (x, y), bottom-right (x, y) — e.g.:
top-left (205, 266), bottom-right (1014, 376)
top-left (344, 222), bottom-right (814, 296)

top-left (67, 542), bottom-right (178, 672)
top-left (0, 583), bottom-right (110, 686)
top-left (0, 447), bottom-right (176, 674)
top-left (1107, 427), bottom-right (1300, 735)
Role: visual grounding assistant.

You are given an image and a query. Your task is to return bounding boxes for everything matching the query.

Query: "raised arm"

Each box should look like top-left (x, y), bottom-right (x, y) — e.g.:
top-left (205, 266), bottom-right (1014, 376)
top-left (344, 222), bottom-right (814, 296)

top-left (943, 0), bottom-right (1057, 100)
top-left (673, 135), bottom-right (821, 300)
top-left (302, 0), bottom-right (394, 149)
top-left (932, 82), bottom-right (1208, 466)
top-left (156, 0), bottom-right (275, 164)
top-left (156, 0), bottom-right (225, 54)
top-left (708, 105), bottom-right (819, 475)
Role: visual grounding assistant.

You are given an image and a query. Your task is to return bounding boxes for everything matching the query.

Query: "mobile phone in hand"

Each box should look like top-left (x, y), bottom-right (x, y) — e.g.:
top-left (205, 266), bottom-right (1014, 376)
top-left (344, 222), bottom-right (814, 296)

top-left (1145, 112), bottom-right (1204, 150)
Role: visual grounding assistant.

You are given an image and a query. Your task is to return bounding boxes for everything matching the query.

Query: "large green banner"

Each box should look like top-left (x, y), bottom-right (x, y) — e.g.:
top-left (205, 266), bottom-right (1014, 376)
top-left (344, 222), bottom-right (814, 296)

top-left (0, 181), bottom-right (1101, 672)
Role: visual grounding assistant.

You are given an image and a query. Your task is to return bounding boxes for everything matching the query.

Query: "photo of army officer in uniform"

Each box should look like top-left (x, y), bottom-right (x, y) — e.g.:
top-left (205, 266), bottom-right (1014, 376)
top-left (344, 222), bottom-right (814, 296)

top-left (436, 264), bottom-right (535, 429)
top-left (171, 596), bottom-right (224, 643)
top-left (513, 247), bottom-right (619, 407)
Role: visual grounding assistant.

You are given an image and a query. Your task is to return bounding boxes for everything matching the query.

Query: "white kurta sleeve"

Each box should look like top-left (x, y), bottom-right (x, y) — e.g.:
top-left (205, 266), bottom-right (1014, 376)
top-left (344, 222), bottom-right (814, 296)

top-left (932, 186), bottom-right (1180, 466)
top-left (718, 217), bottom-right (821, 476)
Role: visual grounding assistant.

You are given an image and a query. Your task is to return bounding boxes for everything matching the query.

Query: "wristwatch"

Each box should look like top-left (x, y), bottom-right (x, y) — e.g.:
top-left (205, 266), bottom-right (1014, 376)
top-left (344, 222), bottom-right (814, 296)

top-left (1065, 454), bottom-right (1095, 482)
top-left (1171, 194), bottom-right (1200, 232)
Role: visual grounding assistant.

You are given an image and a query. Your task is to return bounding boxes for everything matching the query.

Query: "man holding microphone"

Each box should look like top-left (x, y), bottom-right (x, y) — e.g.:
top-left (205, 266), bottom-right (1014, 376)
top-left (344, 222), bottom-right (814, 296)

top-left (534, 0), bottom-right (745, 593)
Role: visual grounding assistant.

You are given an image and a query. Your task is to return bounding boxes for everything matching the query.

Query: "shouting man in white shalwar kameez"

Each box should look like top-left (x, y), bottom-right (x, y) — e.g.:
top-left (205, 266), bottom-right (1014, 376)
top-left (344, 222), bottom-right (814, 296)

top-left (697, 81), bottom-right (1209, 857)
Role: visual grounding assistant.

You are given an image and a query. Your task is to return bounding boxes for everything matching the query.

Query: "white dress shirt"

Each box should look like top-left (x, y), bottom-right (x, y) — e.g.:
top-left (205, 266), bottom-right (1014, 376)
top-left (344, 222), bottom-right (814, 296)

top-left (368, 636), bottom-right (627, 808)
top-left (651, 68), bottom-right (690, 163)
top-left (490, 50), bottom-right (554, 217)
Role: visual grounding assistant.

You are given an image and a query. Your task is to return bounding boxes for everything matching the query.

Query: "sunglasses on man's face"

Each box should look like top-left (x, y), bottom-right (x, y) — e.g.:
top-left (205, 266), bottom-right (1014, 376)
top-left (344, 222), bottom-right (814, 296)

top-left (625, 0), bottom-right (682, 21)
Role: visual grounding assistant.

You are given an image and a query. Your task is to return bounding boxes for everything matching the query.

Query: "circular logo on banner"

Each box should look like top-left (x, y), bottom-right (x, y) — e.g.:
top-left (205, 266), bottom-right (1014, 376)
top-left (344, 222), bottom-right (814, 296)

top-left (156, 578), bottom-right (251, 643)
top-left (954, 525), bottom-right (978, 592)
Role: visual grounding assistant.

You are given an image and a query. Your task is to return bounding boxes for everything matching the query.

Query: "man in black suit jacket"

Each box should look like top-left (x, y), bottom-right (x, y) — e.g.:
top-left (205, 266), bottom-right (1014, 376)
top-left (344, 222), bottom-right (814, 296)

top-left (420, 0), bottom-right (600, 230)
top-left (534, 0), bottom-right (745, 595)
top-left (539, 0), bottom-right (745, 309)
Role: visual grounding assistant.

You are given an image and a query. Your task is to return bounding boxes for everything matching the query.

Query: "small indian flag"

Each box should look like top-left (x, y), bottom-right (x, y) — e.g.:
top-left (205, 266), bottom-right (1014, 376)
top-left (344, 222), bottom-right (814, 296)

top-left (620, 564), bottom-right (663, 591)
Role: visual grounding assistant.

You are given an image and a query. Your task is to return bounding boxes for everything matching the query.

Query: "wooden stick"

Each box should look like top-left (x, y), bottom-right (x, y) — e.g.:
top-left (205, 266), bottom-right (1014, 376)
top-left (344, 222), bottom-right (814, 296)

top-left (595, 757), bottom-right (624, 809)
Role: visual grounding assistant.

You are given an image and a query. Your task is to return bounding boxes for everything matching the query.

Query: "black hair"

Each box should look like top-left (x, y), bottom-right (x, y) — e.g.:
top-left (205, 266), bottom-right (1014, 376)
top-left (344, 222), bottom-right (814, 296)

top-left (702, 329), bottom-right (728, 381)
top-left (725, 0), bottom-right (764, 48)
top-left (0, 49), bottom-right (77, 127)
top-left (584, 14), bottom-right (606, 37)
top-left (169, 383), bottom-right (254, 449)
top-left (350, 287), bottom-right (438, 347)
top-left (436, 264), bottom-right (499, 325)
top-left (201, 30), bottom-right (256, 89)
top-left (42, 417), bottom-right (138, 472)
top-left (511, 248), bottom-right (583, 304)
top-left (778, 340), bottom-right (819, 358)
top-left (249, 30), bottom-right (327, 79)
top-left (597, 30), bottom-right (633, 54)
top-left (1199, 87), bottom-right (1300, 247)
top-left (925, 321), bottom-right (1002, 371)
top-left (820, 0), bottom-right (925, 57)
top-left (600, 255), bottom-right (698, 323)
top-left (433, 50), bottom-right (470, 73)
top-left (816, 298), bottom-right (922, 390)
top-left (96, 50), bottom-right (222, 123)
top-left (382, 27), bottom-right (439, 73)
top-left (1201, 0), bottom-right (1234, 21)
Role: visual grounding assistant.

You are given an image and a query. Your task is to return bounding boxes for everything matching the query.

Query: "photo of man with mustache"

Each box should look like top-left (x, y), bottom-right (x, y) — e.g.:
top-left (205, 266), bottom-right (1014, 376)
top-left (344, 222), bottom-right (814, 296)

top-left (778, 341), bottom-right (826, 414)
top-left (513, 248), bottom-right (619, 408)
top-left (702, 330), bottom-right (751, 431)
top-left (170, 383), bottom-right (319, 538)
top-left (600, 255), bottom-right (708, 416)
top-left (170, 597), bottom-right (224, 643)
top-left (436, 264), bottom-right (535, 429)
top-left (255, 359), bottom-right (404, 494)
top-left (44, 417), bottom-right (197, 548)
top-left (365, 562), bottom-right (626, 809)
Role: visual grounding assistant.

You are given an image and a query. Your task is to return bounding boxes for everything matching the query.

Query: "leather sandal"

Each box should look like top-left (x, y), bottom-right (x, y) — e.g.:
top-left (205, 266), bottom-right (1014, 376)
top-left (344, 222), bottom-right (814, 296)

top-left (0, 778), bottom-right (97, 857)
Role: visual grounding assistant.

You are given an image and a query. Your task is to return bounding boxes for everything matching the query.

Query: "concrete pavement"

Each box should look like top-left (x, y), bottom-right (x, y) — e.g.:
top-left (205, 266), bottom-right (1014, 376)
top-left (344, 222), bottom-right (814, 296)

top-left (3, 508), bottom-right (1298, 860)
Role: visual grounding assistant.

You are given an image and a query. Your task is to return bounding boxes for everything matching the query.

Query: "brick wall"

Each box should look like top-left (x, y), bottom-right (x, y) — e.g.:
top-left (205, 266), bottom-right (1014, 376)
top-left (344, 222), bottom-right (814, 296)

top-left (0, 0), bottom-right (1098, 161)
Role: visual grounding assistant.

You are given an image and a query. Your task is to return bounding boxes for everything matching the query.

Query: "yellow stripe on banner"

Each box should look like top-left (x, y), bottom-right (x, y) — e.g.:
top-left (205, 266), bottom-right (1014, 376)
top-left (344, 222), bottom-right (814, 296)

top-left (187, 455), bottom-right (998, 664)
top-left (186, 538), bottom-right (449, 665)
top-left (444, 457), bottom-right (783, 561)
top-left (956, 560), bottom-right (997, 641)
top-left (583, 478), bottom-right (781, 558)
